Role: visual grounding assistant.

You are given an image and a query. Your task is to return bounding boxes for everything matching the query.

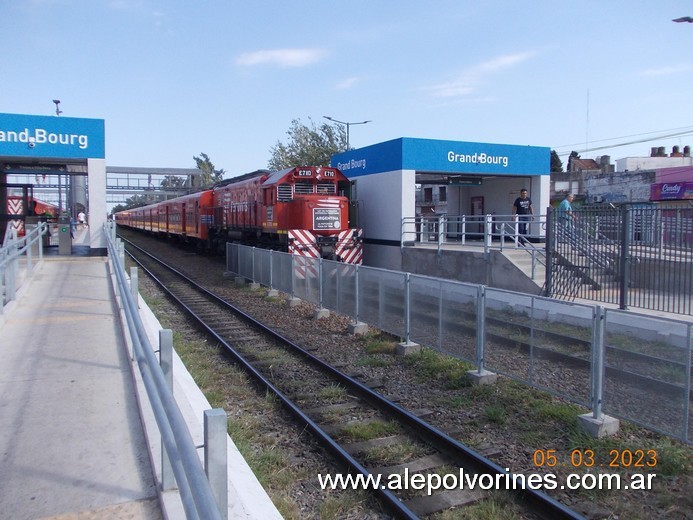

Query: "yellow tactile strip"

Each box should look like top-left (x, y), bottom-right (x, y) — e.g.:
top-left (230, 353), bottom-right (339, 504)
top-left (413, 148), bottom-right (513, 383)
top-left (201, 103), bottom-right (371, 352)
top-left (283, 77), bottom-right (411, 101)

top-left (37, 497), bottom-right (162, 520)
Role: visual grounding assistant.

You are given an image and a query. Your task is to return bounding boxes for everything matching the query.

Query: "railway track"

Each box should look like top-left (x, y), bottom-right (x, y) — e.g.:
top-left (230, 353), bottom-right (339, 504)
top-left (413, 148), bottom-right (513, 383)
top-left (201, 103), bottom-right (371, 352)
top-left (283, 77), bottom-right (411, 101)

top-left (122, 236), bottom-right (584, 520)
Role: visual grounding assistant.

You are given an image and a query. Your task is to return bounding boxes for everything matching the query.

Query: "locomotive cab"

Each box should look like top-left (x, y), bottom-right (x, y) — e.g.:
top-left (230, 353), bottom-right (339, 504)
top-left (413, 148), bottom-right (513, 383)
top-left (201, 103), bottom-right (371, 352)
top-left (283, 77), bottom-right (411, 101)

top-left (262, 166), bottom-right (362, 263)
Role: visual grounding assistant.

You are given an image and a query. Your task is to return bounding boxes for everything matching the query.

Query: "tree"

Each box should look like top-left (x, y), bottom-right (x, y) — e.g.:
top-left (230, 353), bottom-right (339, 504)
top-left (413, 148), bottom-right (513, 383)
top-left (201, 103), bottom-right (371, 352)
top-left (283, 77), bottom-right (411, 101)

top-left (110, 193), bottom-right (163, 215)
top-left (550, 150), bottom-right (563, 172)
top-left (565, 151), bottom-right (580, 173)
top-left (160, 175), bottom-right (186, 189)
top-left (268, 118), bottom-right (347, 171)
top-left (193, 153), bottom-right (225, 188)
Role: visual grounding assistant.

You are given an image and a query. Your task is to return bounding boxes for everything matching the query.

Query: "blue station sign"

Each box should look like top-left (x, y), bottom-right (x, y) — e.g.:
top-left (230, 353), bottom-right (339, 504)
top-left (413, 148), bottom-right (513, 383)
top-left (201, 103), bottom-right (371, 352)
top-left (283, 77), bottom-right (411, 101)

top-left (0, 112), bottom-right (105, 159)
top-left (331, 137), bottom-right (550, 178)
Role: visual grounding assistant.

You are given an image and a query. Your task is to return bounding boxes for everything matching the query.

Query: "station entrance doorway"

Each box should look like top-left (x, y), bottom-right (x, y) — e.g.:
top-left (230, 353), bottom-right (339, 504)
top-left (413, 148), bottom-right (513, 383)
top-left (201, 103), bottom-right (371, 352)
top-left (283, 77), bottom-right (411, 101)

top-left (1, 163), bottom-right (90, 253)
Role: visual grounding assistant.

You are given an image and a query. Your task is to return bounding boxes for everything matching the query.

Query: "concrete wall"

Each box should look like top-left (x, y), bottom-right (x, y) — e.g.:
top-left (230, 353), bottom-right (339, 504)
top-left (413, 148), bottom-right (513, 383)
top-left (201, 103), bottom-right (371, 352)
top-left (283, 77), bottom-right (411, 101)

top-left (584, 170), bottom-right (656, 204)
top-left (88, 158), bottom-right (107, 251)
top-left (401, 247), bottom-right (542, 294)
top-left (354, 168), bottom-right (415, 240)
top-left (364, 243), bottom-right (404, 271)
top-left (616, 155), bottom-right (692, 172)
top-left (353, 168), bottom-right (415, 270)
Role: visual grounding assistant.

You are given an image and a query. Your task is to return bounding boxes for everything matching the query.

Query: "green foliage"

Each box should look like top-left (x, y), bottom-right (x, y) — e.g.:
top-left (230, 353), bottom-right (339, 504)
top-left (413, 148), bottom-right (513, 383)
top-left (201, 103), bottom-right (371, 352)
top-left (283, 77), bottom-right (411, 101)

top-left (339, 420), bottom-right (400, 442)
top-left (268, 118), bottom-right (347, 170)
top-left (160, 175), bottom-right (186, 189)
top-left (110, 193), bottom-right (164, 214)
top-left (550, 149), bottom-right (563, 172)
top-left (193, 152), bottom-right (225, 188)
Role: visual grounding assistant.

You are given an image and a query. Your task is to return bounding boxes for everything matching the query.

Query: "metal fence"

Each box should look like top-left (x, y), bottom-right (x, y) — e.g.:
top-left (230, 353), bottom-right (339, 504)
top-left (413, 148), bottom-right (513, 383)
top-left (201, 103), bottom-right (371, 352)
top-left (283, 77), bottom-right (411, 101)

top-left (545, 204), bottom-right (693, 315)
top-left (228, 243), bottom-right (692, 443)
top-left (107, 223), bottom-right (225, 520)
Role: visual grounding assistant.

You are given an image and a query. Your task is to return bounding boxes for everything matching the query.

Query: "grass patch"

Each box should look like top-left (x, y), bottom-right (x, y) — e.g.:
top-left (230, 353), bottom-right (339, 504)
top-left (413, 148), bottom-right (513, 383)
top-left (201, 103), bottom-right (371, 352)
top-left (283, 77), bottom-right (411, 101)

top-left (364, 337), bottom-right (398, 355)
top-left (484, 405), bottom-right (507, 424)
top-left (317, 490), bottom-right (369, 520)
top-left (317, 383), bottom-right (348, 402)
top-left (339, 420), bottom-right (400, 442)
top-left (361, 440), bottom-right (428, 467)
top-left (403, 347), bottom-right (473, 389)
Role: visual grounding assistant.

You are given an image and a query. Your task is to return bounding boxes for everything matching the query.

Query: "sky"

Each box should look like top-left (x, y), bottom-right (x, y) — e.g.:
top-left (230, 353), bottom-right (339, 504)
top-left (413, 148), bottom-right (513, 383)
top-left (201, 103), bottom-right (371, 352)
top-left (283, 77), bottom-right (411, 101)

top-left (2, 0), bottom-right (693, 177)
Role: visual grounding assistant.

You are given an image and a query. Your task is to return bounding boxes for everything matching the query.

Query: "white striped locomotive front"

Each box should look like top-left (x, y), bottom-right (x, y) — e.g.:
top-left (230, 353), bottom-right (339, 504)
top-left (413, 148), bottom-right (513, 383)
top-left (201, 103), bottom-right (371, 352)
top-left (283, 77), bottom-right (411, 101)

top-left (288, 228), bottom-right (363, 264)
top-left (263, 166), bottom-right (362, 264)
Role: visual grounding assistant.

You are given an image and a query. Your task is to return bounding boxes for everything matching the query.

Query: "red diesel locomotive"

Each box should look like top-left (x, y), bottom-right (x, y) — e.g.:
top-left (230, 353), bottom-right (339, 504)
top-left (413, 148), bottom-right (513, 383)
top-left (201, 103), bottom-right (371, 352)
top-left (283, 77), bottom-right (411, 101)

top-left (115, 166), bottom-right (363, 264)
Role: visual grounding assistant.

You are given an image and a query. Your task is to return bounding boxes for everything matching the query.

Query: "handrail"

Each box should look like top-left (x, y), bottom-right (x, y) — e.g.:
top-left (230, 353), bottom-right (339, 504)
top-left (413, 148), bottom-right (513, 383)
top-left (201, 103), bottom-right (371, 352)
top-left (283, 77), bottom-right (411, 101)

top-left (104, 222), bottom-right (222, 520)
top-left (401, 214), bottom-right (547, 279)
top-left (402, 213), bottom-right (547, 248)
top-left (1, 223), bottom-right (45, 308)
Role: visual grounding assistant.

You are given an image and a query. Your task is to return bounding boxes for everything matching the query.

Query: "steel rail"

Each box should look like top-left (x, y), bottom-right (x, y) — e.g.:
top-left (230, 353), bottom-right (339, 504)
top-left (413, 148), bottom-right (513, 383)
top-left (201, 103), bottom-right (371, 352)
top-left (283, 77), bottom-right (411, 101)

top-left (123, 239), bottom-right (419, 519)
top-left (124, 237), bottom-right (585, 520)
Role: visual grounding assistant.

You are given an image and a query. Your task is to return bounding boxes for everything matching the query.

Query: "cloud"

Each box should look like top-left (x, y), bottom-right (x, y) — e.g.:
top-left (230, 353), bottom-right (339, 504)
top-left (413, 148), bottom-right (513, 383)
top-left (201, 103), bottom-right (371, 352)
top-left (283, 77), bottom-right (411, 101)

top-left (639, 64), bottom-right (692, 77)
top-left (335, 77), bottom-right (361, 90)
top-left (426, 51), bottom-right (535, 99)
top-left (236, 48), bottom-right (327, 68)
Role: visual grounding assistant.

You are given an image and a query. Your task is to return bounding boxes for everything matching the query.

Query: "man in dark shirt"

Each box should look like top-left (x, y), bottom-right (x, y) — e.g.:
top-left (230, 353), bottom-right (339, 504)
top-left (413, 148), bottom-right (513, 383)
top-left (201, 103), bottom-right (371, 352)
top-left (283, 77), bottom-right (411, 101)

top-left (512, 188), bottom-right (533, 240)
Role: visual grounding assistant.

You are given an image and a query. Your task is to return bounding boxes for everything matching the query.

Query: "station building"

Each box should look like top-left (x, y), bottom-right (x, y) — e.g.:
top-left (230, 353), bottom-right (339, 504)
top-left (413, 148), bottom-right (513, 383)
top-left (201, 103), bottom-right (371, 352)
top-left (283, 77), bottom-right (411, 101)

top-left (0, 112), bottom-right (107, 254)
top-left (331, 137), bottom-right (551, 271)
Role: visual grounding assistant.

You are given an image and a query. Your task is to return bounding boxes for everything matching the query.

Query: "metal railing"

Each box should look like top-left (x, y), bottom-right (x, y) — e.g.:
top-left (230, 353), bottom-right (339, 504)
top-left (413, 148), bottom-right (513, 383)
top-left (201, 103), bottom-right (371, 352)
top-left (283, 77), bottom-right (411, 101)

top-left (106, 222), bottom-right (226, 520)
top-left (545, 205), bottom-right (693, 315)
top-left (401, 209), bottom-right (692, 315)
top-left (1, 222), bottom-right (45, 311)
top-left (228, 243), bottom-right (692, 443)
top-left (401, 214), bottom-right (547, 280)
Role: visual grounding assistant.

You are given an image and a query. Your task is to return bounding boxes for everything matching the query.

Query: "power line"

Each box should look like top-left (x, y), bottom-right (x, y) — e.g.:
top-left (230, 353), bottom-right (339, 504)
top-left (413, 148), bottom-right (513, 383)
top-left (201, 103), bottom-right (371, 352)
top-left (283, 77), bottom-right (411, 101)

top-left (557, 125), bottom-right (693, 148)
top-left (555, 126), bottom-right (693, 156)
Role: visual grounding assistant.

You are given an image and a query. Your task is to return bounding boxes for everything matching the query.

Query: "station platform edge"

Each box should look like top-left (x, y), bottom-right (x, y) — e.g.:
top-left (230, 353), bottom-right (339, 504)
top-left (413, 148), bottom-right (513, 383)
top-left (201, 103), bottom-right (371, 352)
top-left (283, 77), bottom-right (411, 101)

top-left (0, 256), bottom-right (281, 520)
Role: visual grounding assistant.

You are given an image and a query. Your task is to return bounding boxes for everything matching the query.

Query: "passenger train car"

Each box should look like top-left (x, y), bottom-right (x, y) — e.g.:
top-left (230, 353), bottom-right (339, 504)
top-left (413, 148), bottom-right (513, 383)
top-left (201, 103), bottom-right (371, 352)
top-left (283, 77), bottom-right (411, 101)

top-left (115, 166), bottom-right (363, 264)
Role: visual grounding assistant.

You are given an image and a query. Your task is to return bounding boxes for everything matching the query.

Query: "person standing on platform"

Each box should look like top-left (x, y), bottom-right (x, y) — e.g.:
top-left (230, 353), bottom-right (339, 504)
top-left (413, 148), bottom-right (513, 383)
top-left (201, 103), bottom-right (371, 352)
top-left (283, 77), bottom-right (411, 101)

top-left (558, 193), bottom-right (575, 229)
top-left (77, 210), bottom-right (86, 229)
top-left (512, 188), bottom-right (534, 243)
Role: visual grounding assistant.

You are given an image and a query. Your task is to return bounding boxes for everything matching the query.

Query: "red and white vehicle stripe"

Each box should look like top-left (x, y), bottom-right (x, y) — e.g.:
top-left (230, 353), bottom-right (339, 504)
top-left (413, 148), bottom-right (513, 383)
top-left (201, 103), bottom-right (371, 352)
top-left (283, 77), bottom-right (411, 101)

top-left (288, 228), bottom-right (363, 265)
top-left (288, 229), bottom-right (320, 259)
top-left (6, 198), bottom-right (24, 234)
top-left (335, 228), bottom-right (363, 264)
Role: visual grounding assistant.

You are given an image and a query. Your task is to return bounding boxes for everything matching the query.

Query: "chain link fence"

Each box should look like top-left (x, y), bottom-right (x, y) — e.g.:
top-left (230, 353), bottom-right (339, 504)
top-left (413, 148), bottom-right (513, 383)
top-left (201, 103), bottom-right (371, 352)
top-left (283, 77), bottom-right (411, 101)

top-left (228, 243), bottom-right (692, 443)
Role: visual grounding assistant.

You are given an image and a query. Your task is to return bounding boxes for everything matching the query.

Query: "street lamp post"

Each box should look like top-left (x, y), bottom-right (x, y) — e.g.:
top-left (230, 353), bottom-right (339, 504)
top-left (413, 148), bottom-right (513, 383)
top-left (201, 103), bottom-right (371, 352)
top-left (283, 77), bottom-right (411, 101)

top-left (323, 116), bottom-right (371, 150)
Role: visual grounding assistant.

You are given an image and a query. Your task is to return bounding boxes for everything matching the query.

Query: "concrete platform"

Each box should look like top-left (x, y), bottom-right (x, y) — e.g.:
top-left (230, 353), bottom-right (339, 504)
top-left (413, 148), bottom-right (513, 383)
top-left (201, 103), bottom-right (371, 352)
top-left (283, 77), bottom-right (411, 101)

top-left (0, 257), bottom-right (160, 519)
top-left (0, 252), bottom-right (283, 520)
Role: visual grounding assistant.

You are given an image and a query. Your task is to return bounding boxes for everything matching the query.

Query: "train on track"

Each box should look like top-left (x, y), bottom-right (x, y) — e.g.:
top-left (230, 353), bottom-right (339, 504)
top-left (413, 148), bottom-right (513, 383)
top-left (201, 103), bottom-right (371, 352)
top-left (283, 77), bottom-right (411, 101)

top-left (114, 166), bottom-right (363, 264)
top-left (6, 195), bottom-right (60, 237)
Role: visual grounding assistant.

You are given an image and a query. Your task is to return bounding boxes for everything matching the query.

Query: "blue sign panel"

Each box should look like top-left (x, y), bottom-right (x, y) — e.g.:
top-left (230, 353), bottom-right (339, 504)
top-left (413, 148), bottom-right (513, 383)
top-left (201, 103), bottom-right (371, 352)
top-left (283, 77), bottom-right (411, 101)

top-left (0, 112), bottom-right (105, 159)
top-left (332, 138), bottom-right (404, 177)
top-left (331, 137), bottom-right (550, 177)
